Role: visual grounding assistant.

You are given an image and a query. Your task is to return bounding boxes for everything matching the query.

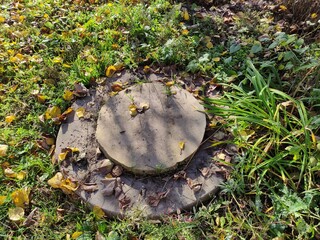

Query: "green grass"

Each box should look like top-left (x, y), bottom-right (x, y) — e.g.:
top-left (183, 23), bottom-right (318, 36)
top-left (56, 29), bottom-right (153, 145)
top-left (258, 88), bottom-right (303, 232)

top-left (1, 0), bottom-right (320, 239)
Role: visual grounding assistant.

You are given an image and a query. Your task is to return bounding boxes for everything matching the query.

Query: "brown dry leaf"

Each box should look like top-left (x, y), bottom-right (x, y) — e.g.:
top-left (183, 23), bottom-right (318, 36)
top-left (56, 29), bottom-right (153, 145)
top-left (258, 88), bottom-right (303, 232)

top-left (23, 207), bottom-right (38, 227)
top-left (111, 82), bottom-right (123, 92)
top-left (95, 231), bottom-right (106, 240)
top-left (186, 178), bottom-right (202, 192)
top-left (81, 183), bottom-right (99, 192)
top-left (101, 180), bottom-right (116, 196)
top-left (106, 65), bottom-right (117, 77)
top-left (43, 135), bottom-right (55, 146)
top-left (76, 107), bottom-right (85, 118)
top-left (199, 167), bottom-right (212, 178)
top-left (63, 89), bottom-right (73, 101)
top-left (73, 83), bottom-right (88, 97)
top-left (173, 170), bottom-right (186, 180)
top-left (55, 107), bottom-right (74, 123)
top-left (8, 207), bottom-right (25, 222)
top-left (0, 144), bottom-right (8, 156)
top-left (111, 165), bottom-right (123, 177)
top-left (93, 205), bottom-right (105, 219)
top-left (5, 115), bottom-right (16, 123)
top-left (0, 196), bottom-right (7, 205)
top-left (11, 188), bottom-right (30, 208)
top-left (119, 195), bottom-right (131, 210)
top-left (147, 189), bottom-right (170, 207)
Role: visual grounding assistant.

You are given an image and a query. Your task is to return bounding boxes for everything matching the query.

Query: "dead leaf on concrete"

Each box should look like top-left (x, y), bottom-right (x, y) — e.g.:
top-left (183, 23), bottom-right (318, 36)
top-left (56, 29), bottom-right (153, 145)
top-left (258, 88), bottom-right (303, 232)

top-left (101, 179), bottom-right (116, 196)
top-left (111, 165), bottom-right (123, 177)
top-left (81, 183), bottom-right (99, 192)
top-left (73, 82), bottom-right (88, 97)
top-left (119, 194), bottom-right (131, 210)
top-left (147, 189), bottom-right (170, 207)
top-left (173, 170), bottom-right (186, 180)
top-left (186, 178), bottom-right (202, 192)
top-left (199, 167), bottom-right (213, 178)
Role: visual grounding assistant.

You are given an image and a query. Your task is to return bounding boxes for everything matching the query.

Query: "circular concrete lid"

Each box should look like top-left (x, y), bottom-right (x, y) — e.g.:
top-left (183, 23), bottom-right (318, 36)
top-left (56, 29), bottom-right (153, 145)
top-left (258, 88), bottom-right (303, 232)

top-left (96, 83), bottom-right (206, 174)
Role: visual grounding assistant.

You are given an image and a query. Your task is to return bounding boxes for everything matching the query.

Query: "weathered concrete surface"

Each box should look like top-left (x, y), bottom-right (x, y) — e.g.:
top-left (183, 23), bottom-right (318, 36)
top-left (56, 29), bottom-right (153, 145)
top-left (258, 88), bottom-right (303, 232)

top-left (55, 78), bottom-right (227, 219)
top-left (96, 83), bottom-right (206, 174)
top-left (77, 142), bottom-right (225, 219)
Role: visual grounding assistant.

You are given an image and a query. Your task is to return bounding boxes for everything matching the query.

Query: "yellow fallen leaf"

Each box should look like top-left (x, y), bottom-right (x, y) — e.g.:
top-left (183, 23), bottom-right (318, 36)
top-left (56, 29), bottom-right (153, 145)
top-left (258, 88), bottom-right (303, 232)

top-left (105, 173), bottom-right (113, 178)
top-left (206, 41), bottom-right (213, 49)
top-left (279, 5), bottom-right (287, 11)
top-left (93, 205), bottom-right (105, 219)
top-left (114, 62), bottom-right (124, 71)
top-left (71, 231), bottom-right (83, 239)
top-left (0, 144), bottom-right (8, 156)
top-left (45, 137), bottom-right (55, 146)
top-left (143, 65), bottom-right (151, 73)
top-left (179, 141), bottom-right (185, 150)
top-left (182, 9), bottom-right (189, 21)
top-left (11, 188), bottom-right (30, 208)
top-left (4, 168), bottom-right (17, 178)
top-left (129, 104), bottom-right (137, 117)
top-left (165, 81), bottom-right (174, 87)
top-left (60, 179), bottom-right (78, 194)
top-left (76, 107), bottom-right (85, 118)
top-left (8, 207), bottom-right (25, 222)
top-left (0, 196), bottom-right (6, 205)
top-left (16, 171), bottom-right (27, 180)
top-left (45, 106), bottom-right (61, 120)
top-left (37, 94), bottom-right (47, 103)
top-left (48, 172), bottom-right (78, 194)
top-left (48, 172), bottom-right (64, 188)
top-left (63, 89), bottom-right (73, 101)
top-left (181, 29), bottom-right (189, 35)
top-left (5, 115), bottom-right (16, 123)
top-left (311, 13), bottom-right (318, 19)
top-left (19, 15), bottom-right (25, 22)
top-left (59, 152), bottom-right (68, 161)
top-left (0, 16), bottom-right (5, 23)
top-left (68, 147), bottom-right (80, 153)
top-left (213, 57), bottom-right (220, 62)
top-left (106, 65), bottom-right (117, 77)
top-left (52, 56), bottom-right (63, 63)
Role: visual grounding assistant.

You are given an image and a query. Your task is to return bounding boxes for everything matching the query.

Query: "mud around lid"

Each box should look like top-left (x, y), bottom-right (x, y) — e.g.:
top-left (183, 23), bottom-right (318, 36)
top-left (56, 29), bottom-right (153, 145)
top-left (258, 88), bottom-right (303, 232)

top-left (96, 83), bottom-right (206, 174)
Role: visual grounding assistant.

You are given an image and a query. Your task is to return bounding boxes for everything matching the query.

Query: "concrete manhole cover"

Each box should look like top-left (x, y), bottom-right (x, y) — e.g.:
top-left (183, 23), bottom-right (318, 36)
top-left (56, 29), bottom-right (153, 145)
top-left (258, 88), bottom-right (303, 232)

top-left (55, 79), bottom-right (226, 218)
top-left (96, 83), bottom-right (206, 174)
